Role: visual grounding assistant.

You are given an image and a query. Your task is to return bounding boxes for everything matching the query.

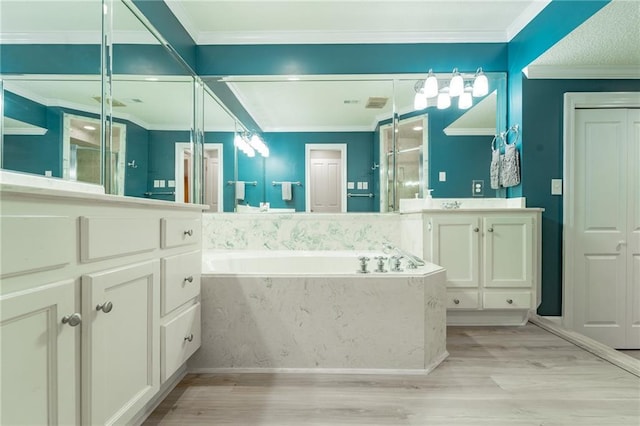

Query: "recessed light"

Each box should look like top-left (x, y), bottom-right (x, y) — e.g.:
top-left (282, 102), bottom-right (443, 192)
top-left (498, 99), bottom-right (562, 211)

top-left (412, 126), bottom-right (423, 131)
top-left (145, 77), bottom-right (159, 82)
top-left (83, 125), bottom-right (96, 131)
top-left (287, 76), bottom-right (300, 81)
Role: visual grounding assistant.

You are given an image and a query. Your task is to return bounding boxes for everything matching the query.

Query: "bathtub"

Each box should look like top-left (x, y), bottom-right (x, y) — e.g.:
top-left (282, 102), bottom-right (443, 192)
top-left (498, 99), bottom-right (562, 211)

top-left (191, 250), bottom-right (448, 373)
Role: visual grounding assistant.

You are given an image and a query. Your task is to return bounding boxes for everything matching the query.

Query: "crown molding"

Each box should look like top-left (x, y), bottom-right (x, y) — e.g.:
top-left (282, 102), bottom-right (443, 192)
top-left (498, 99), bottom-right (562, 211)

top-left (196, 29), bottom-right (509, 45)
top-left (505, 0), bottom-right (551, 41)
top-left (525, 64), bottom-right (640, 79)
top-left (2, 124), bottom-right (48, 136)
top-left (0, 31), bottom-right (157, 44)
top-left (261, 125), bottom-right (375, 133)
top-left (443, 127), bottom-right (495, 136)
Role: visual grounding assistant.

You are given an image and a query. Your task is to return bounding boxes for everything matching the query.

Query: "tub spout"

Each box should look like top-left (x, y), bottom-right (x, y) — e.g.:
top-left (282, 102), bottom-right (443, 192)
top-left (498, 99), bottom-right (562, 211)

top-left (382, 242), bottom-right (425, 267)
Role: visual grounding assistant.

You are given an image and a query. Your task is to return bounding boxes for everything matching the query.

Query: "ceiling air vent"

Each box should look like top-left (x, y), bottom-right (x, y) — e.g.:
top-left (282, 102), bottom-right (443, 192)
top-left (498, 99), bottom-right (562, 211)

top-left (92, 96), bottom-right (127, 107)
top-left (365, 97), bottom-right (388, 109)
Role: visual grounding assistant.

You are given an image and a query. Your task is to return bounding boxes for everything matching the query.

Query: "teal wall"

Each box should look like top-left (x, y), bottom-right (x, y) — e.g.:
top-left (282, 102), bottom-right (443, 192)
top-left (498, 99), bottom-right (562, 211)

top-left (522, 77), bottom-right (640, 316)
top-left (237, 131), bottom-right (376, 212)
top-left (506, 0), bottom-right (611, 198)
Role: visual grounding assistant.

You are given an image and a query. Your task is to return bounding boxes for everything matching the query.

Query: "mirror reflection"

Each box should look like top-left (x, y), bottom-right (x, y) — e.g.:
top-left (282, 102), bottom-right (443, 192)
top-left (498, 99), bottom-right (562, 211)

top-left (207, 72), bottom-right (505, 212)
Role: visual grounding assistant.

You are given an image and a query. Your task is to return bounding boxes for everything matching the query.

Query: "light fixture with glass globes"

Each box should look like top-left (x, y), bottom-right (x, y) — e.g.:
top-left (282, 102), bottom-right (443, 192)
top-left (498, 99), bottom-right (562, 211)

top-left (235, 133), bottom-right (269, 158)
top-left (437, 87), bottom-right (451, 110)
top-left (472, 68), bottom-right (489, 97)
top-left (448, 68), bottom-right (464, 97)
top-left (413, 67), bottom-right (491, 111)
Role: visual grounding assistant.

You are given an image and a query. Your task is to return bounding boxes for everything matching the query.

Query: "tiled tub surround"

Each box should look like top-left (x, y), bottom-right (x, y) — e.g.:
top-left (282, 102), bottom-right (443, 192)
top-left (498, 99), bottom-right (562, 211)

top-left (190, 250), bottom-right (448, 372)
top-left (202, 213), bottom-right (404, 251)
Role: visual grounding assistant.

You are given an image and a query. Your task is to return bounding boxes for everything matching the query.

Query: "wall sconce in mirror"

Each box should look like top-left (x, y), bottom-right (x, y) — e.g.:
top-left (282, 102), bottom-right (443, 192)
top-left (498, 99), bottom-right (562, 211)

top-left (234, 133), bottom-right (269, 158)
top-left (413, 67), bottom-right (491, 112)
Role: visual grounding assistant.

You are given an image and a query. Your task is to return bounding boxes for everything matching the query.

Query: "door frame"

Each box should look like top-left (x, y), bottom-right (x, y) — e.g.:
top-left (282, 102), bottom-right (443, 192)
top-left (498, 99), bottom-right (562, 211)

top-left (304, 143), bottom-right (347, 213)
top-left (562, 92), bottom-right (640, 330)
top-left (176, 142), bottom-right (224, 207)
top-left (203, 143), bottom-right (223, 211)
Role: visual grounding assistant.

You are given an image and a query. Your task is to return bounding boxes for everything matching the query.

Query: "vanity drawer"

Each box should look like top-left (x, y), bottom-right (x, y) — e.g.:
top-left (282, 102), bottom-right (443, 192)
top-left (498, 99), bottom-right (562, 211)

top-left (161, 302), bottom-right (201, 382)
top-left (446, 291), bottom-right (479, 309)
top-left (483, 291), bottom-right (532, 309)
top-left (161, 218), bottom-right (201, 249)
top-left (1, 216), bottom-right (74, 278)
top-left (161, 251), bottom-right (201, 315)
top-left (80, 216), bottom-right (158, 262)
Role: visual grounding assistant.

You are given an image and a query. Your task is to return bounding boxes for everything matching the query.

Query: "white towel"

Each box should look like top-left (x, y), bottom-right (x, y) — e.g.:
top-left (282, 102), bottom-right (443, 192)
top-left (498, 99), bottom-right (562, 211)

top-left (235, 181), bottom-right (245, 200)
top-left (281, 181), bottom-right (292, 201)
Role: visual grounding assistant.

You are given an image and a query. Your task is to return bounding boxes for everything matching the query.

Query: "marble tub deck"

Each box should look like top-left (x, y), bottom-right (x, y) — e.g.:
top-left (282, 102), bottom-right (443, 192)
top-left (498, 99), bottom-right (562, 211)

top-left (190, 268), bottom-right (447, 373)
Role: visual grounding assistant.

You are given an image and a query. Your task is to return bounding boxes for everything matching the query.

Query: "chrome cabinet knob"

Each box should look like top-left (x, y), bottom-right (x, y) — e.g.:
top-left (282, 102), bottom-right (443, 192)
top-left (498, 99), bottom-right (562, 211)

top-left (453, 299), bottom-right (460, 305)
top-left (184, 276), bottom-right (194, 283)
top-left (184, 334), bottom-right (194, 342)
top-left (487, 227), bottom-right (494, 232)
top-left (62, 313), bottom-right (82, 327)
top-left (506, 299), bottom-right (513, 304)
top-left (184, 229), bottom-right (194, 236)
top-left (473, 227), bottom-right (479, 233)
top-left (96, 301), bottom-right (113, 313)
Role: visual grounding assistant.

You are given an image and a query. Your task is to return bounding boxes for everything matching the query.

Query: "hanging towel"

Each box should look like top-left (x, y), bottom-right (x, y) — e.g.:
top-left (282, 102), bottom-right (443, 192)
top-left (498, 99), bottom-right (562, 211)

top-left (490, 149), bottom-right (501, 189)
top-left (490, 135), bottom-right (501, 189)
top-left (501, 143), bottom-right (521, 187)
top-left (235, 181), bottom-right (245, 200)
top-left (281, 181), bottom-right (292, 201)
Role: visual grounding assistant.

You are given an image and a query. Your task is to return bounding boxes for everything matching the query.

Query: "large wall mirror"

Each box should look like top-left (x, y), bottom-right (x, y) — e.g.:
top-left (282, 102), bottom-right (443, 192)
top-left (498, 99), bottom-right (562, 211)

top-left (205, 72), bottom-right (506, 213)
top-left (0, 0), bottom-right (225, 206)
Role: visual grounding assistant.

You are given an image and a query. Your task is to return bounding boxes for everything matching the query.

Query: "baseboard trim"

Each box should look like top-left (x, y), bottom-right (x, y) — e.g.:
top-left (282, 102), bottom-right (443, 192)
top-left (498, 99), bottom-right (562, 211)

top-left (131, 365), bottom-right (188, 426)
top-left (447, 310), bottom-right (529, 326)
top-left (189, 351), bottom-right (449, 376)
top-left (529, 314), bottom-right (640, 378)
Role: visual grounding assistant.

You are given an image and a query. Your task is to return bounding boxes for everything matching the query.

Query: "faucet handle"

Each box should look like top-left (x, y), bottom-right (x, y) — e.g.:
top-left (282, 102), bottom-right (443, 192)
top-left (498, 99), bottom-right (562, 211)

top-left (357, 256), bottom-right (370, 274)
top-left (390, 255), bottom-right (403, 272)
top-left (374, 256), bottom-right (388, 273)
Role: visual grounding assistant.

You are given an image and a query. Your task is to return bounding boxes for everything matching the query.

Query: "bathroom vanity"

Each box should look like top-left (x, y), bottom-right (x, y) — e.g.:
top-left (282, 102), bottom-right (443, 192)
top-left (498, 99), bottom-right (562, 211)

top-left (0, 181), bottom-right (205, 425)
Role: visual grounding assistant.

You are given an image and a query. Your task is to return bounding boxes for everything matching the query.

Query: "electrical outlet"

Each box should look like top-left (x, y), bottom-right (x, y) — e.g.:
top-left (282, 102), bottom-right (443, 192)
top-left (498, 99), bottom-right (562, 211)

top-left (472, 180), bottom-right (484, 197)
top-left (168, 180), bottom-right (176, 188)
top-left (357, 182), bottom-right (363, 190)
top-left (362, 181), bottom-right (368, 190)
top-left (347, 182), bottom-right (355, 189)
top-left (158, 180), bottom-right (166, 188)
top-left (44, 170), bottom-right (52, 177)
top-left (551, 179), bottom-right (563, 195)
top-left (153, 180), bottom-right (160, 187)
top-left (439, 171), bottom-right (446, 182)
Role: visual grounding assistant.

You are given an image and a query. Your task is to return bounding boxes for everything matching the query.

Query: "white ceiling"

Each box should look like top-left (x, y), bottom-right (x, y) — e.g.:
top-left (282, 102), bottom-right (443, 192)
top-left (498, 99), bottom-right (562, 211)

top-left (527, 0), bottom-right (640, 78)
top-left (165, 0), bottom-right (550, 44)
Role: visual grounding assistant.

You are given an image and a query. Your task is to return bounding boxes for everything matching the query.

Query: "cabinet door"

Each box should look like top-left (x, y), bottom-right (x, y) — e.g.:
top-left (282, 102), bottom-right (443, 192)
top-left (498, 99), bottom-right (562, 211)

top-left (430, 215), bottom-right (480, 288)
top-left (1, 280), bottom-right (78, 425)
top-left (82, 261), bottom-right (159, 426)
top-left (483, 216), bottom-right (533, 288)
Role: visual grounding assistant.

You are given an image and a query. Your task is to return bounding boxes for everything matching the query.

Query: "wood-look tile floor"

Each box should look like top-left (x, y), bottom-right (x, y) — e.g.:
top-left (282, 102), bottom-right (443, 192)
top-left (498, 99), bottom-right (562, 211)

top-left (144, 324), bottom-right (640, 426)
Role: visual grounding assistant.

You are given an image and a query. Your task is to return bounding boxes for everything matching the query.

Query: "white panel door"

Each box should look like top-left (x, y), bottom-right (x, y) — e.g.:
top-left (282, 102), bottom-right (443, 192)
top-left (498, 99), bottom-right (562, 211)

top-left (430, 215), bottom-right (480, 288)
top-left (627, 109), bottom-right (640, 347)
top-left (483, 216), bottom-right (533, 288)
top-left (310, 154), bottom-right (342, 213)
top-left (205, 156), bottom-right (219, 212)
top-left (82, 260), bottom-right (160, 425)
top-left (0, 280), bottom-right (78, 425)
top-left (573, 109), bottom-right (628, 348)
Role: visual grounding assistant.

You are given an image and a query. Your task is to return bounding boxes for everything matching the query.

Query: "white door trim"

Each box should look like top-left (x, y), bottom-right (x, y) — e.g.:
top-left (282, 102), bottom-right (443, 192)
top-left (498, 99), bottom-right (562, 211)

top-left (204, 143), bottom-right (223, 212)
top-left (562, 92), bottom-right (640, 330)
top-left (305, 143), bottom-right (347, 213)
top-left (174, 142), bottom-right (192, 204)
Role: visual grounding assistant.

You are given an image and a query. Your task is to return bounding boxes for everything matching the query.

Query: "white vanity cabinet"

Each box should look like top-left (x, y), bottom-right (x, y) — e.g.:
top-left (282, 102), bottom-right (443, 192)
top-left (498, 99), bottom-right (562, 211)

top-left (0, 185), bottom-right (204, 425)
top-left (0, 279), bottom-right (78, 426)
top-left (424, 209), bottom-right (542, 325)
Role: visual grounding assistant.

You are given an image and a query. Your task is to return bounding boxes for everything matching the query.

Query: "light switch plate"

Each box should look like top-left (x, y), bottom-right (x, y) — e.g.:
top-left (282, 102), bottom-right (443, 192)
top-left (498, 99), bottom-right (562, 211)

top-left (168, 180), bottom-right (176, 188)
top-left (44, 170), bottom-right (52, 177)
top-left (362, 182), bottom-right (368, 190)
top-left (439, 172), bottom-right (446, 182)
top-left (153, 180), bottom-right (160, 187)
top-left (347, 182), bottom-right (355, 189)
top-left (357, 182), bottom-right (363, 190)
top-left (551, 179), bottom-right (562, 195)
top-left (158, 180), bottom-right (166, 188)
